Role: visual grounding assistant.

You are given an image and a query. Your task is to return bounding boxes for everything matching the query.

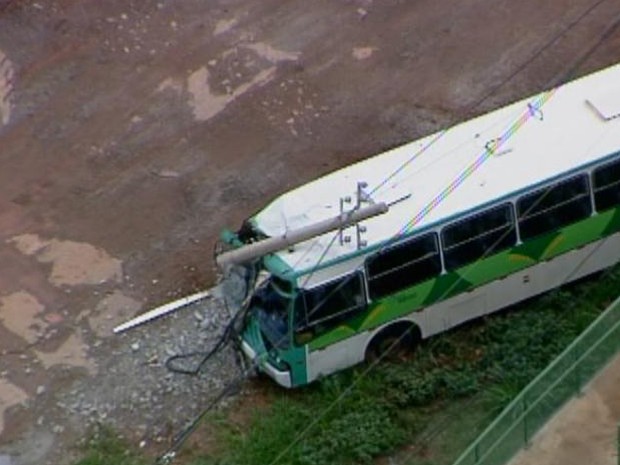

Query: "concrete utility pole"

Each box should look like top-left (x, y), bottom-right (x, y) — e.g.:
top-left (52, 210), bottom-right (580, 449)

top-left (216, 202), bottom-right (389, 268)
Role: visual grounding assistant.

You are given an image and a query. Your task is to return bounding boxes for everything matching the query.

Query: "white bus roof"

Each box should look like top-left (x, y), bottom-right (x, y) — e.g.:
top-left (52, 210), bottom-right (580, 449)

top-left (253, 63), bottom-right (620, 276)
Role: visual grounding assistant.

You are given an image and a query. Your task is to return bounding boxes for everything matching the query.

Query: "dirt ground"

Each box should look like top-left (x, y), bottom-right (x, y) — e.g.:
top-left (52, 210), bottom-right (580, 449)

top-left (1, 0), bottom-right (620, 463)
top-left (509, 352), bottom-right (620, 465)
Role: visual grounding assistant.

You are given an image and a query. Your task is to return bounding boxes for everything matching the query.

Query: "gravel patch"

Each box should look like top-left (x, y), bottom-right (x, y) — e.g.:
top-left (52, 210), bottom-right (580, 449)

top-left (54, 290), bottom-right (246, 448)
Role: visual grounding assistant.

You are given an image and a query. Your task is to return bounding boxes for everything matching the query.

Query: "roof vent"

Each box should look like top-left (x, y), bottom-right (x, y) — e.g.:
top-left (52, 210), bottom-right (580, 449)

top-left (586, 89), bottom-right (620, 121)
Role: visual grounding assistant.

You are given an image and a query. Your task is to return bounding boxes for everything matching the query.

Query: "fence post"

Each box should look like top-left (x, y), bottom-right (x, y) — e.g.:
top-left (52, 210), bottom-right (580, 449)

top-left (572, 347), bottom-right (582, 396)
top-left (523, 396), bottom-right (529, 447)
top-left (617, 422), bottom-right (619, 465)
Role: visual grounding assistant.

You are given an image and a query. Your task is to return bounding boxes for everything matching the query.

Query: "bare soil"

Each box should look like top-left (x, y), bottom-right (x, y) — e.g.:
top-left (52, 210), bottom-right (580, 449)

top-left (509, 353), bottom-right (620, 465)
top-left (0, 0), bottom-right (619, 463)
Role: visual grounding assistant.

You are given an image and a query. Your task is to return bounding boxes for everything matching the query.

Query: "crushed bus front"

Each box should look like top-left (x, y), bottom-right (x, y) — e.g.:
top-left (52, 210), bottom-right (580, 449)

top-left (218, 227), bottom-right (303, 388)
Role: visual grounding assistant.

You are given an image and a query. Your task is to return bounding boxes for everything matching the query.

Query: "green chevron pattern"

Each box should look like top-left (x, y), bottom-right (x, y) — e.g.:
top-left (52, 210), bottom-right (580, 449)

top-left (306, 207), bottom-right (620, 351)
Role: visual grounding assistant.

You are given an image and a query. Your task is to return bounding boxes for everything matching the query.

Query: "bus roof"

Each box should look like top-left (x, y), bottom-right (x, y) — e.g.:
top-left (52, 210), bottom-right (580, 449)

top-left (253, 62), bottom-right (620, 277)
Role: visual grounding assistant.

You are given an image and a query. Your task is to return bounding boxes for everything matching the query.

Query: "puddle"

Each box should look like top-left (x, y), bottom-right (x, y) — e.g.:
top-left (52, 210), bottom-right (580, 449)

top-left (352, 46), bottom-right (377, 60)
top-left (0, 49), bottom-right (14, 126)
top-left (186, 65), bottom-right (276, 121)
top-left (214, 18), bottom-right (238, 35)
top-left (1, 429), bottom-right (54, 464)
top-left (88, 291), bottom-right (142, 338)
top-left (8, 234), bottom-right (123, 286)
top-left (159, 42), bottom-right (299, 122)
top-left (157, 77), bottom-right (183, 94)
top-left (186, 66), bottom-right (228, 121)
top-left (0, 380), bottom-right (28, 436)
top-left (7, 234), bottom-right (47, 256)
top-left (0, 292), bottom-right (47, 344)
top-left (242, 42), bottom-right (300, 62)
top-left (35, 332), bottom-right (97, 375)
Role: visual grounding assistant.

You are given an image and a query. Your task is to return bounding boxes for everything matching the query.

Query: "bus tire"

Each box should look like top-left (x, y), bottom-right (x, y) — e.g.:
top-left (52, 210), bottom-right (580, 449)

top-left (365, 321), bottom-right (421, 364)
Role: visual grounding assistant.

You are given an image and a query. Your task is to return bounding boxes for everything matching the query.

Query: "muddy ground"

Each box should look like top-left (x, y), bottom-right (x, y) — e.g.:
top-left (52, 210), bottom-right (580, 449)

top-left (0, 0), bottom-right (620, 463)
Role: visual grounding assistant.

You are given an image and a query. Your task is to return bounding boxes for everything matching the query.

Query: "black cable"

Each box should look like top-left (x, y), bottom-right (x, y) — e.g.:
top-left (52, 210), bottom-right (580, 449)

top-left (155, 371), bottom-right (249, 465)
top-left (266, 4), bottom-right (620, 463)
top-left (465, 0), bottom-right (610, 114)
top-left (284, 0), bottom-right (620, 335)
top-left (155, 1), bottom-right (620, 462)
top-left (163, 317), bottom-right (236, 376)
top-left (287, 0), bottom-right (620, 363)
top-left (164, 242), bottom-right (258, 376)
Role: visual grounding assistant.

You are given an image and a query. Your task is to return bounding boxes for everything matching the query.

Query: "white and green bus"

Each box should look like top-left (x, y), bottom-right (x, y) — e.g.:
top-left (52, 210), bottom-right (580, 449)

top-left (217, 62), bottom-right (620, 388)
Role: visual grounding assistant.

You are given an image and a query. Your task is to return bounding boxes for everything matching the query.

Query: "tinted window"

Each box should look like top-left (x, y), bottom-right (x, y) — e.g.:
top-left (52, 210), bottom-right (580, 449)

top-left (517, 175), bottom-right (591, 240)
top-left (593, 157), bottom-right (620, 212)
top-left (297, 273), bottom-right (366, 331)
top-left (366, 233), bottom-right (441, 300)
top-left (442, 203), bottom-right (516, 270)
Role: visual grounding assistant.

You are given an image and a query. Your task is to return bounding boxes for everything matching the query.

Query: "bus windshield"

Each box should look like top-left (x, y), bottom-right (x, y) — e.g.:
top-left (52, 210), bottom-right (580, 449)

top-left (251, 277), bottom-right (293, 349)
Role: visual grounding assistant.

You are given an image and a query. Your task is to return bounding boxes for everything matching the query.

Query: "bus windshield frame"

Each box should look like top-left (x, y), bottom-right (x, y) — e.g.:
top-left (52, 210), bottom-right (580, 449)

top-left (251, 275), bottom-right (296, 349)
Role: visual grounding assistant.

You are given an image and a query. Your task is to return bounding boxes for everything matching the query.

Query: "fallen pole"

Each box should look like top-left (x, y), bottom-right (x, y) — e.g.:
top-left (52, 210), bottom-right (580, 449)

top-left (113, 290), bottom-right (211, 334)
top-left (216, 202), bottom-right (389, 268)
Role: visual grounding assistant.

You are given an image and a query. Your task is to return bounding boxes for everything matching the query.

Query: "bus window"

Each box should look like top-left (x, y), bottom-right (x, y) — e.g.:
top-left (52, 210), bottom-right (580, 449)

top-left (517, 174), bottom-right (591, 240)
top-left (442, 203), bottom-right (516, 270)
top-left (297, 273), bottom-right (366, 333)
top-left (366, 233), bottom-right (441, 300)
top-left (593, 157), bottom-right (620, 212)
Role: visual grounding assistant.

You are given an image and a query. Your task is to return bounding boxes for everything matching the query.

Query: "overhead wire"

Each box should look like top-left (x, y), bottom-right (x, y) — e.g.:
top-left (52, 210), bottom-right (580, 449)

top-left (268, 129), bottom-right (619, 465)
top-left (263, 2), bottom-right (620, 464)
top-left (154, 0), bottom-right (620, 462)
top-left (282, 0), bottom-right (620, 349)
top-left (370, 0), bottom-right (611, 201)
top-left (395, 12), bottom-right (620, 464)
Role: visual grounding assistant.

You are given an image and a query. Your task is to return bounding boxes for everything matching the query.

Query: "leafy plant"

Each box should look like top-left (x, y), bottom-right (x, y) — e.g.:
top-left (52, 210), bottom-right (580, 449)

top-left (74, 425), bottom-right (145, 465)
top-left (72, 266), bottom-right (620, 465)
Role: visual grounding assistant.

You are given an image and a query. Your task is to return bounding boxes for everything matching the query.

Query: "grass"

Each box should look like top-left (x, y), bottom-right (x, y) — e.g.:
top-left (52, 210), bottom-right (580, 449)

top-left (72, 265), bottom-right (620, 465)
top-left (73, 425), bottom-right (147, 465)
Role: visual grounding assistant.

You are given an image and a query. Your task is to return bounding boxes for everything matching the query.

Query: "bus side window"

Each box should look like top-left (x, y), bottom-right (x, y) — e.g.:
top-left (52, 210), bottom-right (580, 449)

top-left (442, 203), bottom-right (516, 270)
top-left (517, 174), bottom-right (592, 240)
top-left (366, 233), bottom-right (441, 300)
top-left (298, 273), bottom-right (366, 335)
top-left (593, 156), bottom-right (620, 212)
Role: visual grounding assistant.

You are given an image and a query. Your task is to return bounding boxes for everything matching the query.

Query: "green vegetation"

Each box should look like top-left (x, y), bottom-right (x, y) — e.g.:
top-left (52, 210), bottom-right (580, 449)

top-left (72, 265), bottom-right (620, 465)
top-left (73, 425), bottom-right (146, 465)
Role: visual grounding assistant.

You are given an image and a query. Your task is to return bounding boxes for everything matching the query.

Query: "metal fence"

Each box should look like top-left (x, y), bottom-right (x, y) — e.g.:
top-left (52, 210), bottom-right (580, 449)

top-left (452, 294), bottom-right (620, 465)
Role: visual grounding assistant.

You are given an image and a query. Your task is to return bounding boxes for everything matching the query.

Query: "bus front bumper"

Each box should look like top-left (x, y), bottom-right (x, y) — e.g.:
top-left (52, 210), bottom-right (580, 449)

top-left (240, 339), bottom-right (292, 388)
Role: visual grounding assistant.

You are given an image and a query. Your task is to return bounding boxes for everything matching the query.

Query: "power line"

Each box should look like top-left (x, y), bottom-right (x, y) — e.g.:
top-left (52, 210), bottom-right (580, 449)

top-left (263, 2), bottom-right (620, 464)
top-left (155, 0), bottom-right (620, 462)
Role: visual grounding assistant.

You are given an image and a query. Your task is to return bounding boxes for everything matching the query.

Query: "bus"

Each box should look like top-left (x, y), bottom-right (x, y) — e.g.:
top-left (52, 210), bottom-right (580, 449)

top-left (216, 62), bottom-right (620, 388)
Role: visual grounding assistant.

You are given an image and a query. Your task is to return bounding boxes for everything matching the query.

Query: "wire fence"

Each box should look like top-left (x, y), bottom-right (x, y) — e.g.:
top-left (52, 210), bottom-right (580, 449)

top-left (452, 293), bottom-right (620, 465)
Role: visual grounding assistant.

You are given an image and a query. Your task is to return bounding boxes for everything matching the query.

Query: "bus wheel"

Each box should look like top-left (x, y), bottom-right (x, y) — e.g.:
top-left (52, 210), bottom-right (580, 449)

top-left (365, 322), bottom-right (421, 364)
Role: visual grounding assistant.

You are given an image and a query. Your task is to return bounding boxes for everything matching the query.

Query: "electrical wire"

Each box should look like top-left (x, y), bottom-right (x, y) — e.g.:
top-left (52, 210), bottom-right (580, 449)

top-left (164, 241), bottom-right (261, 375)
top-left (263, 4), bottom-right (620, 464)
top-left (284, 0), bottom-right (620, 344)
top-left (292, 7), bottom-right (620, 464)
top-left (370, 0), bottom-right (610, 202)
top-left (163, 311), bottom-right (238, 376)
top-left (154, 1), bottom-right (620, 462)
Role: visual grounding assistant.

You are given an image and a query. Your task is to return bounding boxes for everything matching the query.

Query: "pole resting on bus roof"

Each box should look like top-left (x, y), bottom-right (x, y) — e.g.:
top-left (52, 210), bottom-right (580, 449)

top-left (216, 202), bottom-right (389, 269)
